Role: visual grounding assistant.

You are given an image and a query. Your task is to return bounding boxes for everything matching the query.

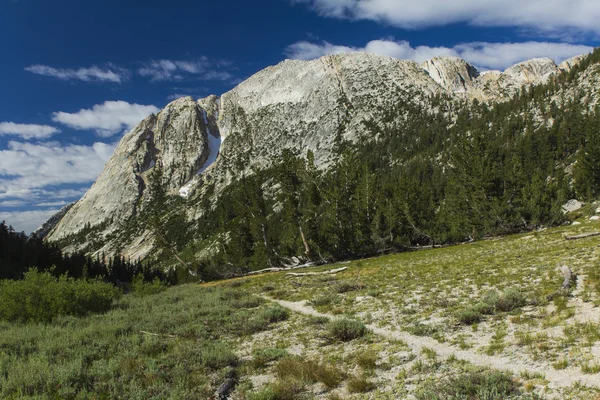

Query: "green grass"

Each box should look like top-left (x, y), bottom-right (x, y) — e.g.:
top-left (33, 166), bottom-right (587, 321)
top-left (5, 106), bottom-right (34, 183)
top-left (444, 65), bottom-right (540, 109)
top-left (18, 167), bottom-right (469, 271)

top-left (6, 220), bottom-right (600, 399)
top-left (0, 284), bottom-right (285, 399)
top-left (273, 357), bottom-right (345, 388)
top-left (327, 318), bottom-right (367, 341)
top-left (415, 370), bottom-right (522, 400)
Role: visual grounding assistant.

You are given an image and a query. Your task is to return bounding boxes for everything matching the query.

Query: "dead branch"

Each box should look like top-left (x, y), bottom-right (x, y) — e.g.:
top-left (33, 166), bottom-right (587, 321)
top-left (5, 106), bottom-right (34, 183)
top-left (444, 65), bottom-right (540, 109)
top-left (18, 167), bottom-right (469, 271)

top-left (285, 267), bottom-right (347, 277)
top-left (565, 232), bottom-right (600, 240)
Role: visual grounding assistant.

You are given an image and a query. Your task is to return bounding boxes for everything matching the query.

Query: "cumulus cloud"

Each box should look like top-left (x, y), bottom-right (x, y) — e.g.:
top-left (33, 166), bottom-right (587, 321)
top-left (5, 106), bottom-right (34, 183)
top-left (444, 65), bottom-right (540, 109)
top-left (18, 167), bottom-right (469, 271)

top-left (52, 101), bottom-right (160, 137)
top-left (0, 139), bottom-right (118, 232)
top-left (0, 200), bottom-right (27, 208)
top-left (285, 40), bottom-right (593, 70)
top-left (0, 140), bottom-right (116, 201)
top-left (0, 122), bottom-right (60, 140)
top-left (139, 59), bottom-right (234, 82)
top-left (25, 64), bottom-right (127, 83)
top-left (293, 0), bottom-right (600, 36)
top-left (0, 209), bottom-right (61, 233)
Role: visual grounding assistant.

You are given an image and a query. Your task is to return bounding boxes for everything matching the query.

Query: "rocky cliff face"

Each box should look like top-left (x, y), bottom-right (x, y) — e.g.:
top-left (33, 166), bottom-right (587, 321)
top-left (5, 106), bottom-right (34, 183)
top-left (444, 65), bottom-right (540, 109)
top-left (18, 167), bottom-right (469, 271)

top-left (46, 97), bottom-right (215, 255)
top-left (45, 51), bottom-right (594, 260)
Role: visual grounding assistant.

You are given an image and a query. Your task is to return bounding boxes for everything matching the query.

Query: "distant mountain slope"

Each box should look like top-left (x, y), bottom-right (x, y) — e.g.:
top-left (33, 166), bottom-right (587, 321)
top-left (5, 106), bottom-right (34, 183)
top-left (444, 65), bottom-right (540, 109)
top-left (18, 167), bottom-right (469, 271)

top-left (45, 49), bottom-right (600, 278)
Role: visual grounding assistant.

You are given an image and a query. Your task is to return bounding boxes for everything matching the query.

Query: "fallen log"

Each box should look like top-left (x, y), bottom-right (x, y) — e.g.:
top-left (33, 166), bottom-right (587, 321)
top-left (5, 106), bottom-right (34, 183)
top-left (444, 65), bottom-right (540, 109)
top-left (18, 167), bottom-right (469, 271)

top-left (565, 232), bottom-right (600, 240)
top-left (285, 267), bottom-right (347, 277)
top-left (246, 262), bottom-right (318, 276)
top-left (247, 267), bottom-right (286, 275)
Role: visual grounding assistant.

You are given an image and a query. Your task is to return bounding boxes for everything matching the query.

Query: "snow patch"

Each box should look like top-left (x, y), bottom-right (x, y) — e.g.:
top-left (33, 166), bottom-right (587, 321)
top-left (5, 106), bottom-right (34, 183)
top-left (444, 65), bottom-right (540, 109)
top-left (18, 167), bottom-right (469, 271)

top-left (178, 115), bottom-right (222, 198)
top-left (198, 130), bottom-right (222, 175)
top-left (179, 182), bottom-right (193, 198)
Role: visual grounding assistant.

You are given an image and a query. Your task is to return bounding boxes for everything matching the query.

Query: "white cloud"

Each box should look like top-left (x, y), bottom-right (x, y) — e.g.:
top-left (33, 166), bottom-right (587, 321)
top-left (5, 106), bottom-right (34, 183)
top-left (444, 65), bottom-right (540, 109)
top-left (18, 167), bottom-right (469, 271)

top-left (139, 59), bottom-right (234, 82)
top-left (285, 40), bottom-right (593, 71)
top-left (0, 200), bottom-right (27, 207)
top-left (36, 201), bottom-right (68, 207)
top-left (294, 0), bottom-right (600, 36)
top-left (25, 64), bottom-right (127, 83)
top-left (0, 209), bottom-right (61, 233)
top-left (52, 101), bottom-right (160, 137)
top-left (0, 122), bottom-right (60, 140)
top-left (0, 140), bottom-right (116, 201)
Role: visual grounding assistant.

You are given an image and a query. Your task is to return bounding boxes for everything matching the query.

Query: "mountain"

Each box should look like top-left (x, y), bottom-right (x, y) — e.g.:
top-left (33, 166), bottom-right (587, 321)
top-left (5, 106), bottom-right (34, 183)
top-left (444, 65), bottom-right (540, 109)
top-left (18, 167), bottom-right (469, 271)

top-left (45, 49), bottom-right (600, 278)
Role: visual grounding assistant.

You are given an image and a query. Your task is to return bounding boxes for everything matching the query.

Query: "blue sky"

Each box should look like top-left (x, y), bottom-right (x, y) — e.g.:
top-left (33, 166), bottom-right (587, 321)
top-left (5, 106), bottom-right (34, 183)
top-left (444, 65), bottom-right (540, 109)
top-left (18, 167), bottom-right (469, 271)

top-left (0, 0), bottom-right (598, 233)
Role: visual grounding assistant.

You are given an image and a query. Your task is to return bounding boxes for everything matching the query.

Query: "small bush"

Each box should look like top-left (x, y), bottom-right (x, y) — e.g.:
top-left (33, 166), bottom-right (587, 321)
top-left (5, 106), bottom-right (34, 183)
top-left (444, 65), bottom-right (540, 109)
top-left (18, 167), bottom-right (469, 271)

top-left (234, 295), bottom-right (264, 309)
top-left (0, 269), bottom-right (121, 323)
top-left (335, 281), bottom-right (361, 293)
top-left (415, 370), bottom-right (519, 400)
top-left (456, 288), bottom-right (527, 325)
top-left (274, 357), bottom-right (345, 388)
top-left (347, 374), bottom-right (376, 393)
top-left (328, 318), bottom-right (367, 341)
top-left (249, 378), bottom-right (304, 400)
top-left (496, 288), bottom-right (527, 312)
top-left (355, 349), bottom-right (378, 370)
top-left (455, 307), bottom-right (483, 325)
top-left (309, 292), bottom-right (337, 307)
top-left (241, 306), bottom-right (289, 335)
top-left (307, 316), bottom-right (329, 325)
top-left (130, 274), bottom-right (167, 297)
top-left (252, 348), bottom-right (288, 369)
top-left (261, 305), bottom-right (289, 323)
top-left (201, 342), bottom-right (238, 370)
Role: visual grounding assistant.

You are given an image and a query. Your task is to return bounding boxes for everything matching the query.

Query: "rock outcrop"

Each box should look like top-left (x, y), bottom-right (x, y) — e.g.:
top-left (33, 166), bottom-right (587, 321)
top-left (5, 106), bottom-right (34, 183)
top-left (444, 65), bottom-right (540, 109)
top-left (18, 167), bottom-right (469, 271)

top-left (421, 57), bottom-right (479, 93)
top-left (33, 202), bottom-right (75, 239)
top-left (46, 97), bottom-right (216, 254)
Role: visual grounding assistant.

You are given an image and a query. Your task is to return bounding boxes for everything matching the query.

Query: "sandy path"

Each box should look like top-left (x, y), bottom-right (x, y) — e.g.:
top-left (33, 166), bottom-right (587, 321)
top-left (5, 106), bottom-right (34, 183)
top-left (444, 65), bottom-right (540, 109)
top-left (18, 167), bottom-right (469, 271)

top-left (267, 297), bottom-right (600, 390)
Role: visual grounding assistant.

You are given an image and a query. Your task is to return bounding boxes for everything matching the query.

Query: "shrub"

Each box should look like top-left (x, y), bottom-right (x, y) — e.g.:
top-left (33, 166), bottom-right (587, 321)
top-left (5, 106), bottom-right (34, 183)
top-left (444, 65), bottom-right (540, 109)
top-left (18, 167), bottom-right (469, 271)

top-left (495, 288), bottom-right (527, 312)
top-left (335, 281), bottom-right (361, 293)
top-left (355, 349), bottom-right (378, 370)
top-left (328, 318), bottom-right (367, 341)
top-left (274, 357), bottom-right (345, 388)
top-left (309, 292), bottom-right (337, 307)
top-left (261, 305), bottom-right (289, 323)
top-left (347, 374), bottom-right (376, 393)
top-left (456, 288), bottom-right (527, 325)
top-left (454, 307), bottom-right (483, 325)
top-left (249, 378), bottom-right (304, 400)
top-left (0, 269), bottom-right (121, 323)
top-left (130, 274), bottom-right (167, 297)
top-left (252, 348), bottom-right (288, 369)
top-left (201, 342), bottom-right (238, 370)
top-left (415, 370), bottom-right (519, 400)
top-left (307, 316), bottom-right (329, 325)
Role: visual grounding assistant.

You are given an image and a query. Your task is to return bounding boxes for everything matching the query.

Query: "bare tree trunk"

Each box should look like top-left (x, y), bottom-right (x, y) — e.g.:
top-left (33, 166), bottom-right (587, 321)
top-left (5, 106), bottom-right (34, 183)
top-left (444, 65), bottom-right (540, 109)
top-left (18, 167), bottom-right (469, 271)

top-left (299, 225), bottom-right (311, 257)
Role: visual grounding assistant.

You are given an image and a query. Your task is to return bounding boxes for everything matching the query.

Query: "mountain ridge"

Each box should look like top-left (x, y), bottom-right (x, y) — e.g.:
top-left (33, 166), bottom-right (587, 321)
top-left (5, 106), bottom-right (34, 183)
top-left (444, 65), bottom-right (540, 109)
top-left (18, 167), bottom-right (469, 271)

top-left (44, 50), bottom-right (597, 269)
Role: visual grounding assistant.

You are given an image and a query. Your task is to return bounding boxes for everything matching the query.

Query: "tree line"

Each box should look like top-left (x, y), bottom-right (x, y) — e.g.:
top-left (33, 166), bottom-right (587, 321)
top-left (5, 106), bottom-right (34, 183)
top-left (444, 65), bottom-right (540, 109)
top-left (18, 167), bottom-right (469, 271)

top-left (0, 221), bottom-right (169, 283)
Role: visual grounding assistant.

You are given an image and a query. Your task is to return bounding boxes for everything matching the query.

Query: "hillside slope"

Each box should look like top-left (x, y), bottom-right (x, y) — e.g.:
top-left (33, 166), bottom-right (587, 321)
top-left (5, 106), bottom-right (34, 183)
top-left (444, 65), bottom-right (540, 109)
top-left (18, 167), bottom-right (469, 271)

top-left (45, 50), bottom-right (600, 276)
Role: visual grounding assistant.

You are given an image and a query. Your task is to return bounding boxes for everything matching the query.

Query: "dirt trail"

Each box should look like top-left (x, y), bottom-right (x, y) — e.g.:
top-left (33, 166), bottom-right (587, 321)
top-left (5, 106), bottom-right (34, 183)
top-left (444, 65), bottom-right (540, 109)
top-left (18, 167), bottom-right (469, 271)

top-left (267, 297), bottom-right (600, 390)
